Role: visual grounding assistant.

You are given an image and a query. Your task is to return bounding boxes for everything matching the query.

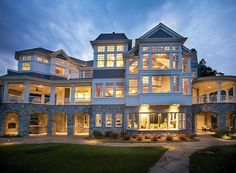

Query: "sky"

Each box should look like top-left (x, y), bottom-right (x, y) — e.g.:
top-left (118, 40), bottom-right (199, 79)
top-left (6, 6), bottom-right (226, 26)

top-left (0, 0), bottom-right (236, 75)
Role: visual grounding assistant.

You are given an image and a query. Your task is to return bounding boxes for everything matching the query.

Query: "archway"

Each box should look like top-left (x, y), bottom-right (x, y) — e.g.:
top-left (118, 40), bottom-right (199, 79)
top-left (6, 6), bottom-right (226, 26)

top-left (226, 112), bottom-right (236, 132)
top-left (29, 113), bottom-right (48, 136)
top-left (52, 113), bottom-right (67, 135)
top-left (74, 113), bottom-right (90, 135)
top-left (3, 112), bottom-right (19, 135)
top-left (195, 112), bottom-right (219, 132)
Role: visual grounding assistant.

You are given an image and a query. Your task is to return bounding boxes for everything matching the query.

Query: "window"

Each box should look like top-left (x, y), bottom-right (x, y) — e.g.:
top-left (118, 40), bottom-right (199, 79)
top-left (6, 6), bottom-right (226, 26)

top-left (22, 56), bottom-right (31, 61)
top-left (105, 83), bottom-right (113, 97)
top-left (115, 113), bottom-right (122, 127)
top-left (158, 46), bottom-right (164, 51)
top-left (152, 76), bottom-right (170, 93)
top-left (173, 53), bottom-right (179, 69)
top-left (117, 45), bottom-right (124, 51)
top-left (98, 46), bottom-right (105, 52)
top-left (116, 54), bottom-right (124, 67)
top-left (37, 56), bottom-right (48, 63)
top-left (127, 114), bottom-right (138, 129)
top-left (142, 76), bottom-right (149, 93)
top-left (182, 56), bottom-right (188, 73)
top-left (115, 82), bottom-right (124, 97)
top-left (127, 114), bottom-right (132, 129)
top-left (22, 62), bottom-right (30, 70)
top-left (164, 46), bottom-right (170, 51)
top-left (142, 46), bottom-right (149, 52)
top-left (106, 114), bottom-right (112, 127)
top-left (107, 54), bottom-right (115, 67)
top-left (183, 78), bottom-right (189, 95)
top-left (95, 84), bottom-right (103, 98)
top-left (151, 46), bottom-right (158, 52)
top-left (173, 75), bottom-right (179, 92)
top-left (142, 54), bottom-right (149, 69)
top-left (56, 60), bottom-right (65, 66)
top-left (152, 53), bottom-right (170, 69)
top-left (107, 45), bottom-right (114, 52)
top-left (129, 59), bottom-right (138, 74)
top-left (140, 113), bottom-right (148, 129)
top-left (133, 114), bottom-right (138, 129)
top-left (97, 54), bottom-right (104, 67)
top-left (168, 113), bottom-right (178, 129)
top-left (128, 79), bottom-right (138, 95)
top-left (55, 66), bottom-right (65, 75)
top-left (150, 113), bottom-right (168, 129)
top-left (84, 114), bottom-right (90, 128)
top-left (96, 114), bottom-right (102, 127)
top-left (172, 46), bottom-right (178, 51)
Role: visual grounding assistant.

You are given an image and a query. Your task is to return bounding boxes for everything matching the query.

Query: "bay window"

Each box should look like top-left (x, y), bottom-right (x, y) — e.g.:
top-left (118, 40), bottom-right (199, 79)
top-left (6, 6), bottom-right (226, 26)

top-left (128, 79), bottom-right (138, 95)
top-left (107, 54), bottom-right (115, 67)
top-left (142, 54), bottom-right (149, 69)
top-left (142, 76), bottom-right (149, 93)
top-left (152, 76), bottom-right (170, 93)
top-left (97, 54), bottom-right (104, 67)
top-left (95, 84), bottom-right (103, 98)
top-left (105, 83), bottom-right (113, 97)
top-left (115, 82), bottom-right (124, 97)
top-left (106, 114), bottom-right (112, 127)
top-left (152, 53), bottom-right (170, 69)
top-left (116, 54), bottom-right (124, 67)
top-left (115, 113), bottom-right (122, 127)
top-left (96, 114), bottom-right (102, 127)
top-left (129, 59), bottom-right (138, 74)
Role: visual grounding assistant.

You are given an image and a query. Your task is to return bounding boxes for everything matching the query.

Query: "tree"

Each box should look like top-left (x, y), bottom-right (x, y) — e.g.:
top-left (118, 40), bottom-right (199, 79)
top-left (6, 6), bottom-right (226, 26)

top-left (198, 58), bottom-right (224, 77)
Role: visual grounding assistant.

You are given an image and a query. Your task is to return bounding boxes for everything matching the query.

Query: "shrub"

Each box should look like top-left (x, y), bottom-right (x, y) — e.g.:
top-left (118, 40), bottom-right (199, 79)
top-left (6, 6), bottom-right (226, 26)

top-left (120, 132), bottom-right (128, 138)
top-left (144, 134), bottom-right (152, 139)
top-left (151, 135), bottom-right (159, 141)
top-left (214, 129), bottom-right (230, 138)
top-left (179, 134), bottom-right (188, 141)
top-left (132, 134), bottom-right (138, 139)
top-left (92, 130), bottom-right (103, 138)
top-left (137, 134), bottom-right (143, 141)
top-left (111, 132), bottom-right (119, 139)
top-left (105, 131), bottom-right (113, 137)
top-left (166, 135), bottom-right (173, 141)
top-left (123, 134), bottom-right (130, 140)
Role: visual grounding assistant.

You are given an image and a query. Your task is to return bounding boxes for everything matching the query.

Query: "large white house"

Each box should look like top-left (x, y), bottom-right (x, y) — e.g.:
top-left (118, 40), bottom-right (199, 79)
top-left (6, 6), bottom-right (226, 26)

top-left (0, 23), bottom-right (235, 136)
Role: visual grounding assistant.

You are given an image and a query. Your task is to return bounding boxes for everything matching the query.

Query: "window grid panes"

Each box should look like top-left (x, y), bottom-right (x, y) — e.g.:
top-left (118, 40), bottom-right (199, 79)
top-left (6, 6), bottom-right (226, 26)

top-left (22, 56), bottom-right (31, 61)
top-left (97, 54), bottom-right (105, 67)
top-left (107, 46), bottom-right (115, 52)
top-left (152, 53), bottom-right (170, 69)
top-left (106, 114), bottom-right (112, 127)
top-left (116, 114), bottom-right (122, 127)
top-left (95, 84), bottom-right (103, 98)
top-left (105, 83), bottom-right (113, 97)
top-left (22, 62), bottom-right (30, 70)
top-left (115, 82), bottom-right (124, 97)
top-left (116, 54), bottom-right (124, 67)
top-left (173, 75), bottom-right (179, 92)
top-left (107, 54), bottom-right (115, 67)
top-left (152, 76), bottom-right (170, 93)
top-left (117, 45), bottom-right (124, 52)
top-left (98, 46), bottom-right (105, 52)
top-left (128, 79), bottom-right (138, 95)
top-left (183, 78), bottom-right (189, 95)
top-left (142, 76), bottom-right (149, 93)
top-left (142, 54), bottom-right (149, 69)
top-left (129, 59), bottom-right (138, 74)
top-left (96, 114), bottom-right (102, 127)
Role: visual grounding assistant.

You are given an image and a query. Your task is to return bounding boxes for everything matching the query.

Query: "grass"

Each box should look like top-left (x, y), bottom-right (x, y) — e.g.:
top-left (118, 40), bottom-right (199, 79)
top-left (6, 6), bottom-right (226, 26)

top-left (190, 145), bottom-right (236, 173)
top-left (0, 143), bottom-right (167, 173)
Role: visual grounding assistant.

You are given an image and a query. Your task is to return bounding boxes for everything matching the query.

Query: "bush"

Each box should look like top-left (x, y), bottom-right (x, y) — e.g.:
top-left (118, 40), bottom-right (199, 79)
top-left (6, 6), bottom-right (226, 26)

top-left (151, 135), bottom-right (159, 141)
top-left (111, 132), bottom-right (119, 139)
top-left (214, 129), bottom-right (230, 138)
top-left (120, 132), bottom-right (128, 138)
top-left (144, 134), bottom-right (152, 139)
top-left (166, 135), bottom-right (173, 141)
top-left (123, 134), bottom-right (130, 140)
top-left (137, 134), bottom-right (143, 141)
top-left (105, 131), bottom-right (113, 137)
top-left (92, 130), bottom-right (103, 138)
top-left (132, 134), bottom-right (138, 139)
top-left (179, 134), bottom-right (188, 141)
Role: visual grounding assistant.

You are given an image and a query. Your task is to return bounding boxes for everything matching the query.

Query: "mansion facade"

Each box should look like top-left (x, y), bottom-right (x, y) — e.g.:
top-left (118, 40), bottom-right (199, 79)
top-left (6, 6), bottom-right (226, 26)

top-left (0, 23), bottom-right (235, 137)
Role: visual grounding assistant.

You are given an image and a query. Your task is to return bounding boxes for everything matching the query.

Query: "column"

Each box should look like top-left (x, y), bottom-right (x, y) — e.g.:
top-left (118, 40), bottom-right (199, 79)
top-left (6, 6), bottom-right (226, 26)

top-left (148, 75), bottom-right (152, 93)
top-left (170, 53), bottom-right (173, 69)
top-left (67, 112), bottom-right (74, 136)
top-left (3, 81), bottom-right (8, 103)
top-left (225, 89), bottom-right (229, 102)
top-left (217, 81), bottom-right (222, 102)
top-left (23, 82), bottom-right (30, 103)
top-left (170, 75), bottom-right (174, 92)
top-left (207, 94), bottom-right (210, 103)
top-left (47, 112), bottom-right (53, 136)
top-left (50, 85), bottom-right (55, 105)
top-left (41, 94), bottom-right (45, 104)
top-left (70, 84), bottom-right (75, 105)
top-left (188, 78), bottom-right (192, 95)
top-left (148, 53), bottom-right (152, 69)
top-left (102, 83), bottom-right (106, 97)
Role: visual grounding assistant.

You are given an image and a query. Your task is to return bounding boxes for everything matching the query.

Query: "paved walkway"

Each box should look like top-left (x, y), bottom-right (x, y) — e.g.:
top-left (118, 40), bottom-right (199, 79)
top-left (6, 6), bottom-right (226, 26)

top-left (1, 134), bottom-right (236, 173)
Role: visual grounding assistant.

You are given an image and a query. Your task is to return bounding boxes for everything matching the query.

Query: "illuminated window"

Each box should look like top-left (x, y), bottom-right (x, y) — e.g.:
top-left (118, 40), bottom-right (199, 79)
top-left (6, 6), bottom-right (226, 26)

top-left (140, 113), bottom-right (148, 129)
top-left (142, 54), bottom-right (149, 69)
top-left (117, 45), bottom-right (124, 51)
top-left (152, 53), bottom-right (170, 69)
top-left (142, 46), bottom-right (149, 52)
top-left (98, 46), bottom-right (105, 52)
top-left (96, 114), bottom-right (102, 127)
top-left (115, 113), bottom-right (122, 127)
top-left (164, 46), bottom-right (170, 51)
top-left (182, 57), bottom-right (188, 73)
top-left (106, 114), bottom-right (112, 127)
top-left (105, 83), bottom-right (113, 97)
top-left (151, 46), bottom-right (158, 52)
top-left (75, 86), bottom-right (91, 100)
top-left (149, 113), bottom-right (167, 129)
top-left (173, 53), bottom-right (179, 69)
top-left (158, 46), bottom-right (164, 51)
top-left (107, 45), bottom-right (115, 52)
top-left (115, 82), bottom-right (124, 97)
top-left (129, 59), bottom-right (138, 74)
top-left (152, 76), bottom-right (170, 93)
top-left (127, 114), bottom-right (132, 129)
top-left (142, 76), bottom-right (149, 93)
top-left (116, 54), bottom-right (124, 67)
top-left (95, 83), bottom-right (103, 98)
top-left (97, 54), bottom-right (104, 67)
top-left (55, 66), bottom-right (65, 75)
top-left (37, 56), bottom-right (48, 63)
top-left (56, 60), bottom-right (65, 66)
top-left (22, 62), bottom-right (30, 70)
top-left (84, 114), bottom-right (90, 128)
top-left (183, 78), bottom-right (189, 95)
top-left (128, 79), bottom-right (138, 95)
top-left (168, 113), bottom-right (178, 129)
top-left (107, 54), bottom-right (115, 67)
top-left (22, 56), bottom-right (31, 61)
top-left (173, 75), bottom-right (179, 92)
top-left (172, 46), bottom-right (178, 50)
top-left (133, 114), bottom-right (138, 129)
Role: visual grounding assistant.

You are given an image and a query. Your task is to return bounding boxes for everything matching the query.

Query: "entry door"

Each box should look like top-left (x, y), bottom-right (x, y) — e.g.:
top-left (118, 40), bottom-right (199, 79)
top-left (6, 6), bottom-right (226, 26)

top-left (196, 115), bottom-right (205, 131)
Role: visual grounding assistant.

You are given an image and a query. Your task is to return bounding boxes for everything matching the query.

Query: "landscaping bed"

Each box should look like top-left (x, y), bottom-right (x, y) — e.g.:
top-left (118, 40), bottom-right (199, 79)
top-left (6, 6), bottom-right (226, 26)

top-left (212, 129), bottom-right (236, 140)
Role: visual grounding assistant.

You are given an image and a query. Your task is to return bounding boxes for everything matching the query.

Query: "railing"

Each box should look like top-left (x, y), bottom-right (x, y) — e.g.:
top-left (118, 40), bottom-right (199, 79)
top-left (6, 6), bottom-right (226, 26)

top-left (29, 96), bottom-right (50, 104)
top-left (68, 71), bottom-right (93, 79)
top-left (74, 98), bottom-right (91, 105)
top-left (56, 98), bottom-right (71, 105)
top-left (7, 95), bottom-right (24, 103)
top-left (192, 95), bottom-right (236, 104)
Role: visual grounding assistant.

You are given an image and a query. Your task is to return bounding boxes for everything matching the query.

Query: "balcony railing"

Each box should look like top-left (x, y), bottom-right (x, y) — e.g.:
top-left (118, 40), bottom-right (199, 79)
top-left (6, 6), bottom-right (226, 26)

top-left (68, 71), bottom-right (93, 79)
top-left (29, 96), bottom-right (50, 104)
top-left (192, 95), bottom-right (236, 104)
top-left (74, 98), bottom-right (91, 105)
top-left (7, 95), bottom-right (24, 103)
top-left (56, 98), bottom-right (71, 105)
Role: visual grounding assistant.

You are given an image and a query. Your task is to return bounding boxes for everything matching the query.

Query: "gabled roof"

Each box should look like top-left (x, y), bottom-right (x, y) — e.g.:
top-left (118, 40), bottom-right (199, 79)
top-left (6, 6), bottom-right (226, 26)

top-left (138, 23), bottom-right (187, 41)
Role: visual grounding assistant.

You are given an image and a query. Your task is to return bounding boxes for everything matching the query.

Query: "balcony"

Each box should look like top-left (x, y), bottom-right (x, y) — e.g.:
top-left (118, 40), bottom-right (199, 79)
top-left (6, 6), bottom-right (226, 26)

top-left (7, 95), bottom-right (24, 103)
top-left (192, 95), bottom-right (236, 104)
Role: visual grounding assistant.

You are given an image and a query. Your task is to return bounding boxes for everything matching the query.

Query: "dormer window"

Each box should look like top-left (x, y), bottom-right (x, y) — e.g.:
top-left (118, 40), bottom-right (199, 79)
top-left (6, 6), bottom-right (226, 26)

top-left (117, 45), bottom-right (124, 52)
top-left (107, 45), bottom-right (114, 52)
top-left (22, 62), bottom-right (30, 70)
top-left (22, 56), bottom-right (31, 61)
top-left (98, 46), bottom-right (105, 52)
top-left (37, 56), bottom-right (48, 63)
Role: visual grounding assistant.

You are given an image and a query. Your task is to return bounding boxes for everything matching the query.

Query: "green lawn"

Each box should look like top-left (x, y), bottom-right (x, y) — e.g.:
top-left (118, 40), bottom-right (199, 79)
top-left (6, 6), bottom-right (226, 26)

top-left (190, 145), bottom-right (236, 173)
top-left (0, 143), bottom-right (166, 173)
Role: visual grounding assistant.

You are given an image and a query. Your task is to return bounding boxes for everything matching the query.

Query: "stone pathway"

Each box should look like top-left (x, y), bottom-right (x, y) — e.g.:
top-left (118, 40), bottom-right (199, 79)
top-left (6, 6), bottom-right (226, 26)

top-left (1, 134), bottom-right (236, 173)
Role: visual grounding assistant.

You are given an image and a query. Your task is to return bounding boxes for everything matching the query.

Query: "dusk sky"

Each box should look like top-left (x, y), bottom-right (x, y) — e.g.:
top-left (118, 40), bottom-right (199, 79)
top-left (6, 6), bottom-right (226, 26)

top-left (0, 0), bottom-right (236, 75)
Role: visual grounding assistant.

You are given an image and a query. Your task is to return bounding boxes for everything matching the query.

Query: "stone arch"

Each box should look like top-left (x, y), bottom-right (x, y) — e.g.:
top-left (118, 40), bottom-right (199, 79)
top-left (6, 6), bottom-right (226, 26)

top-left (52, 112), bottom-right (68, 135)
top-left (74, 112), bottom-right (90, 135)
top-left (3, 112), bottom-right (19, 135)
top-left (29, 113), bottom-right (48, 136)
top-left (195, 111), bottom-right (219, 132)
